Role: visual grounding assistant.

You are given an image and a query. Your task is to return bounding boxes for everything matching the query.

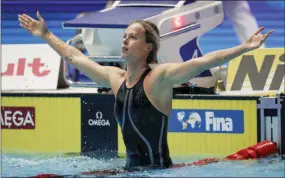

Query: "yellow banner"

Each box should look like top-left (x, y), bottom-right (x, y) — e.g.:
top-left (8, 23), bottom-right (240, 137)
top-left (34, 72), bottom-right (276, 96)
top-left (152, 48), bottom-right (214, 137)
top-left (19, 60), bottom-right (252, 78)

top-left (168, 98), bottom-right (257, 156)
top-left (226, 48), bottom-right (284, 94)
top-left (2, 96), bottom-right (81, 153)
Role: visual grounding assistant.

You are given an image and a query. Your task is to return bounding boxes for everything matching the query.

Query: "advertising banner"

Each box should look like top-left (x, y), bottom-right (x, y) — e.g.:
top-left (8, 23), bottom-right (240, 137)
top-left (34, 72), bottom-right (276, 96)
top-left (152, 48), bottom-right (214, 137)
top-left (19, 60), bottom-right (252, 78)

top-left (81, 94), bottom-right (117, 157)
top-left (168, 96), bottom-right (258, 155)
top-left (169, 109), bottom-right (244, 134)
top-left (2, 96), bottom-right (81, 153)
top-left (282, 95), bottom-right (285, 158)
top-left (1, 44), bottom-right (61, 90)
top-left (226, 48), bottom-right (284, 93)
top-left (1, 107), bottom-right (35, 129)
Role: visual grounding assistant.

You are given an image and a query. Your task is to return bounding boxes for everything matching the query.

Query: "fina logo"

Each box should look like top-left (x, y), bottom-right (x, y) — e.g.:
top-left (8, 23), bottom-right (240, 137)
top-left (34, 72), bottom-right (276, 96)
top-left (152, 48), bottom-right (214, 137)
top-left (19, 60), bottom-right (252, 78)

top-left (177, 111), bottom-right (233, 132)
top-left (88, 111), bottom-right (110, 127)
top-left (205, 112), bottom-right (233, 132)
top-left (177, 111), bottom-right (202, 130)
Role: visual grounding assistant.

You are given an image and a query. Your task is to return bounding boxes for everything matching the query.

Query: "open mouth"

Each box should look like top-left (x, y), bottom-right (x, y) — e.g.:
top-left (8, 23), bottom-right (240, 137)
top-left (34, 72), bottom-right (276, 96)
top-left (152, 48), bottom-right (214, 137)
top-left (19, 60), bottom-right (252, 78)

top-left (122, 47), bottom-right (128, 51)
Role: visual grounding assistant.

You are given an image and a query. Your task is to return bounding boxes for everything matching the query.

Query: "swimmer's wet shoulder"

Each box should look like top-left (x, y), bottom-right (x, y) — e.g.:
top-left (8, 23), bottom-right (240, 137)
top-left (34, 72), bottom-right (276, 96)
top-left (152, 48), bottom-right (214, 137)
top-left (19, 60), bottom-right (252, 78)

top-left (142, 65), bottom-right (174, 116)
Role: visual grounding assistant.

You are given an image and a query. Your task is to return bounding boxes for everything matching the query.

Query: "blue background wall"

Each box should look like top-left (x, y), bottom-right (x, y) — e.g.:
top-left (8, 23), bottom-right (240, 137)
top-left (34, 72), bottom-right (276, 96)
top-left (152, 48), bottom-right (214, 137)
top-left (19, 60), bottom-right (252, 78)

top-left (1, 0), bottom-right (107, 44)
top-left (2, 0), bottom-right (284, 52)
top-left (200, 1), bottom-right (284, 53)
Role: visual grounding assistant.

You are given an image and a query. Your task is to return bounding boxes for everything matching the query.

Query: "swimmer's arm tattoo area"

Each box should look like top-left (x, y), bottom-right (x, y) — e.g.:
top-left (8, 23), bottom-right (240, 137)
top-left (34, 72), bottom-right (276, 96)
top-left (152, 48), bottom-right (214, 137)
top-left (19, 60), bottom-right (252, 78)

top-left (42, 30), bottom-right (111, 86)
top-left (43, 31), bottom-right (83, 63)
top-left (63, 55), bottom-right (74, 62)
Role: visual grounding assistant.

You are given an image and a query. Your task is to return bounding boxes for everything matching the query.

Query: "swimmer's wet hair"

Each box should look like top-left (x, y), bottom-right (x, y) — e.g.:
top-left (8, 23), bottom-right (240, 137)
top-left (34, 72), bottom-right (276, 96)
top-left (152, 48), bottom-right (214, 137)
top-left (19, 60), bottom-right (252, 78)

top-left (130, 20), bottom-right (160, 64)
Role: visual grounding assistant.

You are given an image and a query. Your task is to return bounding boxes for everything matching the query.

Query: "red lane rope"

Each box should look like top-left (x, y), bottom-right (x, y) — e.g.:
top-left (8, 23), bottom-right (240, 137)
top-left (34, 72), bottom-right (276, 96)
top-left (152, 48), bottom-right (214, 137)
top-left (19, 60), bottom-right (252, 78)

top-left (30, 174), bottom-right (65, 178)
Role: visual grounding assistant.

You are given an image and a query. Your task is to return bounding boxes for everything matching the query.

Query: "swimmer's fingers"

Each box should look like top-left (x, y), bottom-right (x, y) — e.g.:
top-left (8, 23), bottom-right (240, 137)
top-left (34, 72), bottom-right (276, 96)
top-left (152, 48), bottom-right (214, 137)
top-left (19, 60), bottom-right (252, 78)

top-left (18, 11), bottom-right (49, 37)
top-left (19, 22), bottom-right (29, 31)
top-left (254, 27), bottom-right (264, 35)
top-left (36, 11), bottom-right (45, 22)
top-left (22, 14), bottom-right (35, 23)
top-left (18, 14), bottom-right (35, 32)
top-left (262, 30), bottom-right (274, 41)
top-left (18, 16), bottom-right (30, 31)
top-left (18, 14), bottom-right (32, 25)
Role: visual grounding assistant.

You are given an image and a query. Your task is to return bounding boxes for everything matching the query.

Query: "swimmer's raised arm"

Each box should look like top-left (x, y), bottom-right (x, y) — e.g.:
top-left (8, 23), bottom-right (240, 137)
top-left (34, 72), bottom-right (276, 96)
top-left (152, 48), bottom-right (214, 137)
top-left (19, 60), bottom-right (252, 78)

top-left (18, 11), bottom-right (124, 87)
top-left (155, 27), bottom-right (273, 86)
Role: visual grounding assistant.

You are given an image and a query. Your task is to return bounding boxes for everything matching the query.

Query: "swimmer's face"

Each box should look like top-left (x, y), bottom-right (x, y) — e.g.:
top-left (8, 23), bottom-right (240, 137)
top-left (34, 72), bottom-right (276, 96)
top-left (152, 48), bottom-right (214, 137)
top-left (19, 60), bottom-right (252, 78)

top-left (121, 23), bottom-right (151, 62)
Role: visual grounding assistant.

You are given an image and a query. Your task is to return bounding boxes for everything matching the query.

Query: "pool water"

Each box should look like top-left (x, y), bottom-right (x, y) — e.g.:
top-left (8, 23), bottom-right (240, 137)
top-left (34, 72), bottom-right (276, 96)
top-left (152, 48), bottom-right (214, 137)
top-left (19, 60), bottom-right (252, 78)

top-left (1, 153), bottom-right (284, 177)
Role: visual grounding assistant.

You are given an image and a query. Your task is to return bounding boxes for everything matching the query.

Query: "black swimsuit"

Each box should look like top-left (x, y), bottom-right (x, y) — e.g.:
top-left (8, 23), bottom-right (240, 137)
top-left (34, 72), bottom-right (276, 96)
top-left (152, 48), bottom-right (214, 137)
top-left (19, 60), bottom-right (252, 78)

top-left (114, 68), bottom-right (173, 168)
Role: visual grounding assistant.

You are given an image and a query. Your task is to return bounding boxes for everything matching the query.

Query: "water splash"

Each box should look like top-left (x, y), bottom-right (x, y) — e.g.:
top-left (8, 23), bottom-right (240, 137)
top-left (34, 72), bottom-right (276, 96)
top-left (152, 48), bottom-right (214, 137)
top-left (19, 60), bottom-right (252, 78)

top-left (2, 153), bottom-right (284, 177)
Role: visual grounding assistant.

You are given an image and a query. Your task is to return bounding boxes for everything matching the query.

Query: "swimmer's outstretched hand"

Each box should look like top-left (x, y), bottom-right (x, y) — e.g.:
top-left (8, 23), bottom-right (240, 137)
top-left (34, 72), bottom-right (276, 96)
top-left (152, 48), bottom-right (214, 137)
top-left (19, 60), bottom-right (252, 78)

top-left (18, 11), bottom-right (49, 38)
top-left (244, 27), bottom-right (274, 51)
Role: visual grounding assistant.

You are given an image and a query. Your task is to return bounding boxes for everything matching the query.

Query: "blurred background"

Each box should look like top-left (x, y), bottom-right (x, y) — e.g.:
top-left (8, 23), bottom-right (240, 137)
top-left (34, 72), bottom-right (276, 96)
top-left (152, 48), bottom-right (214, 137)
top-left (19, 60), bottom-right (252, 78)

top-left (1, 0), bottom-right (284, 82)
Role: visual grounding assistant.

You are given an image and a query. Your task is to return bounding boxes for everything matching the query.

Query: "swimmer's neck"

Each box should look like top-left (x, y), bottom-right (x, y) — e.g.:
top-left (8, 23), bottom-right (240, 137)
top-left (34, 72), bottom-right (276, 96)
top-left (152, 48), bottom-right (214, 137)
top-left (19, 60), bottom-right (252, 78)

top-left (125, 61), bottom-right (149, 86)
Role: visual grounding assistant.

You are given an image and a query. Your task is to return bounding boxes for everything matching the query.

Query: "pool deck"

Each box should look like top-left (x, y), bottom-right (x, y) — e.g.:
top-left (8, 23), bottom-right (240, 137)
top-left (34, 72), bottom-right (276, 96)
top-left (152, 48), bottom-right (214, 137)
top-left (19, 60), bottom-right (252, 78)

top-left (2, 87), bottom-right (282, 97)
